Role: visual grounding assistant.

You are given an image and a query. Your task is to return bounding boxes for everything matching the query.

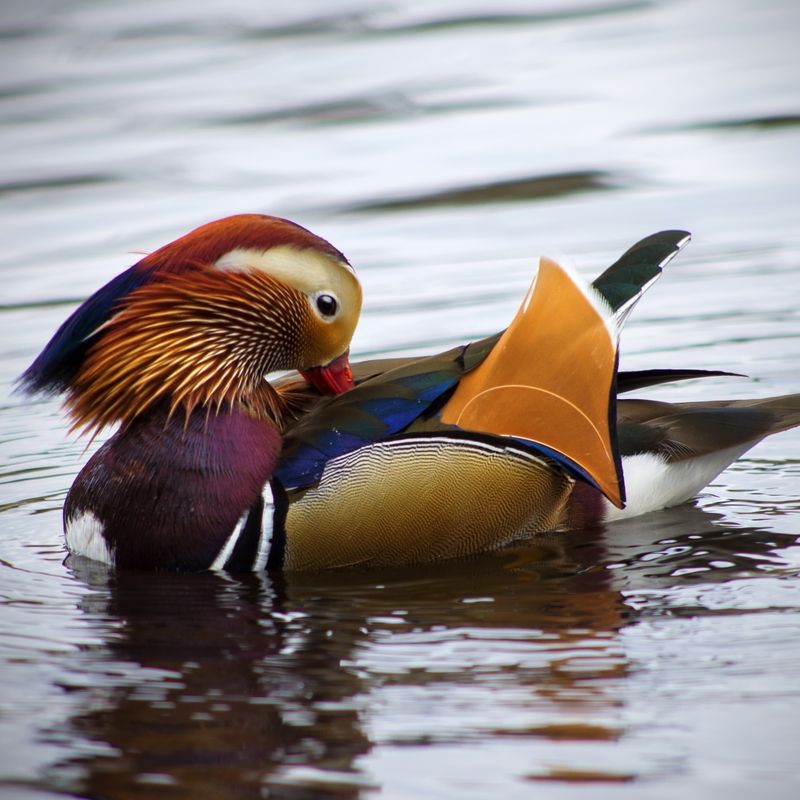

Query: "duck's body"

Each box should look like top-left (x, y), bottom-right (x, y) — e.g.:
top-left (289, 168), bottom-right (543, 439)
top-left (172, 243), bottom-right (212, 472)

top-left (267, 358), bottom-right (800, 571)
top-left (19, 216), bottom-right (800, 571)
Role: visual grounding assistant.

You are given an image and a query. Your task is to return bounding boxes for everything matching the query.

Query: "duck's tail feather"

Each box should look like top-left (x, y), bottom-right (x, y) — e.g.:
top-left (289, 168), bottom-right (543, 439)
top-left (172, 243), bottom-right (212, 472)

top-left (677, 393), bottom-right (800, 439)
top-left (617, 397), bottom-right (800, 461)
top-left (607, 393), bottom-right (800, 521)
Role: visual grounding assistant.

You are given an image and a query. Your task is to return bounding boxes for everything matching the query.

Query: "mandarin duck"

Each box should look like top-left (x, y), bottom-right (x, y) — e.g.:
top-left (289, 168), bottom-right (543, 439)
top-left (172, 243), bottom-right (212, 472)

top-left (19, 215), bottom-right (800, 571)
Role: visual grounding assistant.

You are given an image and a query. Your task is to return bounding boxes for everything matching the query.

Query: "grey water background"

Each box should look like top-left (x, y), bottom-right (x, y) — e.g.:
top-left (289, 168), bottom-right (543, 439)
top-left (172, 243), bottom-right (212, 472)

top-left (1, 0), bottom-right (799, 797)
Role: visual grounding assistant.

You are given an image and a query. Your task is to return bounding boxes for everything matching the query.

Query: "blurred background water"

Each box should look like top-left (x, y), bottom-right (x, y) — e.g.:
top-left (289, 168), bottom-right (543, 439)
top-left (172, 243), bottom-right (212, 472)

top-left (1, 0), bottom-right (799, 797)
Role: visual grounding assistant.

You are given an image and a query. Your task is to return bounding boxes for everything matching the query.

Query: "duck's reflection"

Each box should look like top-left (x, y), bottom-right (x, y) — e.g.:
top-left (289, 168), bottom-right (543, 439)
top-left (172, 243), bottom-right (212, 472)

top-left (51, 504), bottom-right (798, 798)
top-left (55, 567), bottom-right (373, 799)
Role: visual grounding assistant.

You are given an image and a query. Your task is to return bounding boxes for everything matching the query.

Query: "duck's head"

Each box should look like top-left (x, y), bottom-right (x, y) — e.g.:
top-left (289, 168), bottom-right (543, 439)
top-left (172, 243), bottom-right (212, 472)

top-left (21, 214), bottom-right (362, 434)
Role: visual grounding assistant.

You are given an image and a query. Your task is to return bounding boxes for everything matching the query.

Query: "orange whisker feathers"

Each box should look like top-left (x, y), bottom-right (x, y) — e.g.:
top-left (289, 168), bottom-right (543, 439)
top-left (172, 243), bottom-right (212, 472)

top-left (65, 269), bottom-right (312, 436)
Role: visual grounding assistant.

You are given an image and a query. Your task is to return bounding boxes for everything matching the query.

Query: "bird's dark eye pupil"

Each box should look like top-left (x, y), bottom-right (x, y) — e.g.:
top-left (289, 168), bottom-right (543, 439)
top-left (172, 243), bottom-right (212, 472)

top-left (316, 294), bottom-right (338, 316)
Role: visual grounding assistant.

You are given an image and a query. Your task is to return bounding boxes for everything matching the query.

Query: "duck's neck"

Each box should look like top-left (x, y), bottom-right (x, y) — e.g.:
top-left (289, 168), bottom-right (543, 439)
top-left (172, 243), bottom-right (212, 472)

top-left (64, 402), bottom-right (282, 570)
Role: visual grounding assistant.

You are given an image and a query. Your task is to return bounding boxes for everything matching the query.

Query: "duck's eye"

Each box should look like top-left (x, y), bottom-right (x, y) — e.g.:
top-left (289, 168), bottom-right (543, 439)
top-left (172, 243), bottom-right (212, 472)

top-left (316, 294), bottom-right (338, 317)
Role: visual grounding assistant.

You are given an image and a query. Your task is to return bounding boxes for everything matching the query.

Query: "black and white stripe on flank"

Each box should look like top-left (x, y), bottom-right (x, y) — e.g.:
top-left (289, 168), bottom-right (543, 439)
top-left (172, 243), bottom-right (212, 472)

top-left (209, 483), bottom-right (275, 572)
top-left (252, 482), bottom-right (275, 571)
top-left (209, 510), bottom-right (249, 571)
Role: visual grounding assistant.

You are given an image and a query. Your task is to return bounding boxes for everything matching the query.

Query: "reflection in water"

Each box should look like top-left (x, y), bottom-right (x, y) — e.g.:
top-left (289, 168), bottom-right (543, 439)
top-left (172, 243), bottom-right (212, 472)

top-left (347, 170), bottom-right (613, 212)
top-left (53, 568), bottom-right (370, 800)
top-left (589, 501), bottom-right (800, 592)
top-left (40, 505), bottom-right (797, 798)
top-left (652, 113), bottom-right (800, 133)
top-left (2, 0), bottom-right (799, 796)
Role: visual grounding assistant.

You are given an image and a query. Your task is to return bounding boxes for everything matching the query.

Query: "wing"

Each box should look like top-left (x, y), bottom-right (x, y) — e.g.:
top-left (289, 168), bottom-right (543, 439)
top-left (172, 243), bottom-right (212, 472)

top-left (439, 256), bottom-right (625, 505)
top-left (438, 231), bottom-right (693, 508)
top-left (277, 231), bottom-right (692, 504)
top-left (276, 345), bottom-right (469, 488)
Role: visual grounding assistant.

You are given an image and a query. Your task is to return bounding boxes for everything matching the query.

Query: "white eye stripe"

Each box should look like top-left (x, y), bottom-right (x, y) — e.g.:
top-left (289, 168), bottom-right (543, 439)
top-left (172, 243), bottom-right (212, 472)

top-left (214, 246), bottom-right (355, 287)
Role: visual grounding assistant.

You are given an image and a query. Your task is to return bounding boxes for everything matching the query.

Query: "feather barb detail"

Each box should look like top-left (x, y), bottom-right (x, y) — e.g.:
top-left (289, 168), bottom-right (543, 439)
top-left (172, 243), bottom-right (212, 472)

top-left (65, 269), bottom-right (311, 436)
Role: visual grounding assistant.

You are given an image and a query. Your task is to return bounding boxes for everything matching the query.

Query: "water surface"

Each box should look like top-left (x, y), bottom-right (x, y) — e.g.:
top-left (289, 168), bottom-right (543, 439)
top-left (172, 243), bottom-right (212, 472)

top-left (1, 1), bottom-right (800, 797)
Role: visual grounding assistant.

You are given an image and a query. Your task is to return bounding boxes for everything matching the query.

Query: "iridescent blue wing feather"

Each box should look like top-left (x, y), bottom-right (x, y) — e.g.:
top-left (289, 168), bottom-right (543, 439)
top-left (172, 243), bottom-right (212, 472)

top-left (277, 348), bottom-right (469, 488)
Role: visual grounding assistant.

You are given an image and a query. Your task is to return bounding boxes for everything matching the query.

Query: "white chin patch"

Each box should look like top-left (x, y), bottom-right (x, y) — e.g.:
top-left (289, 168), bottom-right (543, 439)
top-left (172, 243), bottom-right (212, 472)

top-left (65, 511), bottom-right (115, 566)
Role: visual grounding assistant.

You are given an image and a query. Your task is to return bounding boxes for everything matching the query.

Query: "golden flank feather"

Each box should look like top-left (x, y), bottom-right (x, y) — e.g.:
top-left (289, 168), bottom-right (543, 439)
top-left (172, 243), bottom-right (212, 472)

top-left (66, 270), bottom-right (314, 436)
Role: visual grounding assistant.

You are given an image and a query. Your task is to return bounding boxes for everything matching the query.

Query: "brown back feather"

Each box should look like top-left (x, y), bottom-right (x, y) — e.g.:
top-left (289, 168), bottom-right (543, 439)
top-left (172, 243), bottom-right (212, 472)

top-left (618, 394), bottom-right (800, 460)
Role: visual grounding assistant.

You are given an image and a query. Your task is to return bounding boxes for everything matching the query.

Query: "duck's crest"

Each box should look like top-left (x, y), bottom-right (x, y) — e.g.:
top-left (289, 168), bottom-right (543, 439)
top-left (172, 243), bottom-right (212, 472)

top-left (17, 214), bottom-right (350, 400)
top-left (64, 269), bottom-right (307, 437)
top-left (18, 263), bottom-right (154, 396)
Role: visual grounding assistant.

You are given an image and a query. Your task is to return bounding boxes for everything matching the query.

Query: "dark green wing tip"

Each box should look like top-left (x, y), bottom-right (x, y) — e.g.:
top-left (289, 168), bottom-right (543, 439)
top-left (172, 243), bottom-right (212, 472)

top-left (592, 230), bottom-right (692, 312)
top-left (619, 229), bottom-right (691, 256)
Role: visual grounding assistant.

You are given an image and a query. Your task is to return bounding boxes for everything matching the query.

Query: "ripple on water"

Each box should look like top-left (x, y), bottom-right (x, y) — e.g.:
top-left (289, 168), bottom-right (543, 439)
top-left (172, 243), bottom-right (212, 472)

top-left (1, 0), bottom-right (800, 798)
